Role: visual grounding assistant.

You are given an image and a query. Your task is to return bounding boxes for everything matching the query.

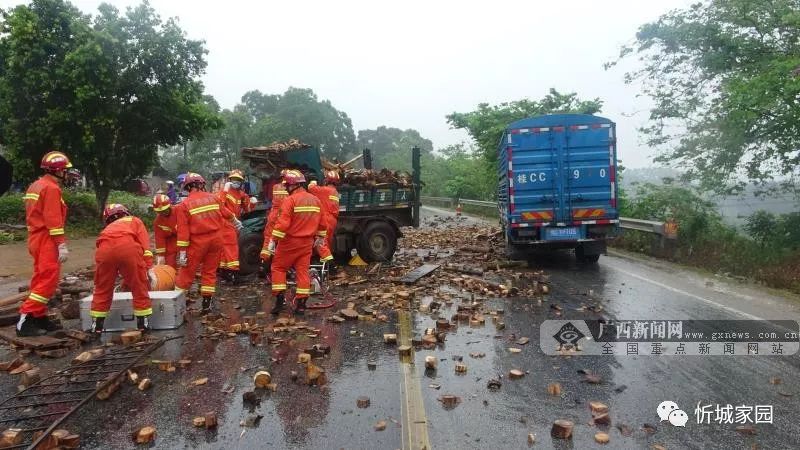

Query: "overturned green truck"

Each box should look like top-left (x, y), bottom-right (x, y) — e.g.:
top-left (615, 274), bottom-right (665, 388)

top-left (236, 145), bottom-right (421, 275)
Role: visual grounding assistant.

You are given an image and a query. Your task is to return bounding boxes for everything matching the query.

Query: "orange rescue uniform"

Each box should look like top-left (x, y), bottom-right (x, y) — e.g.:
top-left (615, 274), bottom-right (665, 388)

top-left (153, 212), bottom-right (178, 269)
top-left (261, 184), bottom-right (289, 259)
top-left (270, 187), bottom-right (326, 299)
top-left (309, 183), bottom-right (339, 256)
top-left (91, 216), bottom-right (153, 318)
top-left (218, 188), bottom-right (252, 271)
top-left (21, 175), bottom-right (67, 317)
top-left (175, 191), bottom-right (234, 297)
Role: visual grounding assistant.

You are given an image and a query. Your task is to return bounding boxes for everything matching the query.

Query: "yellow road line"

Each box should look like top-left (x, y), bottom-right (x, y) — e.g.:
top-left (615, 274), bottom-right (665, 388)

top-left (398, 309), bottom-right (431, 450)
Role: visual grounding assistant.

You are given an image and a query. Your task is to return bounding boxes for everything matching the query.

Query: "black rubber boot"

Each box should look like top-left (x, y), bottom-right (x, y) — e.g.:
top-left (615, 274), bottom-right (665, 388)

top-left (88, 317), bottom-right (105, 340)
top-left (33, 316), bottom-right (62, 332)
top-left (201, 296), bottom-right (213, 315)
top-left (294, 297), bottom-right (307, 315)
top-left (270, 293), bottom-right (285, 315)
top-left (137, 316), bottom-right (150, 332)
top-left (16, 314), bottom-right (47, 337)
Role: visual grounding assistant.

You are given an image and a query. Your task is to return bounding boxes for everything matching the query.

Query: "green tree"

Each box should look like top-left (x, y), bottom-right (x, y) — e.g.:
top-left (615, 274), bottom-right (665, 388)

top-left (446, 88), bottom-right (603, 163)
top-left (0, 0), bottom-right (220, 210)
top-left (356, 126), bottom-right (434, 168)
top-left (612, 0), bottom-right (800, 195)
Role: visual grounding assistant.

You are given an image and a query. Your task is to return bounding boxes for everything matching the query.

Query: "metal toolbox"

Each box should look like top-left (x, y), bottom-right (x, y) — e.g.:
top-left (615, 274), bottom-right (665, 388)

top-left (79, 290), bottom-right (186, 331)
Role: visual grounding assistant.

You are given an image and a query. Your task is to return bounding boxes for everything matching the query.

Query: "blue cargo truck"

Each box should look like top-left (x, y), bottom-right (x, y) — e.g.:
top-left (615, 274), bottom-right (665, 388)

top-left (498, 113), bottom-right (619, 263)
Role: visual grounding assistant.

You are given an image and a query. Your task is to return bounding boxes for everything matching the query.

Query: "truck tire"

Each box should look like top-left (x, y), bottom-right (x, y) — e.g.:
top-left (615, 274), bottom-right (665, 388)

top-left (575, 245), bottom-right (601, 264)
top-left (238, 232), bottom-right (265, 276)
top-left (357, 221), bottom-right (397, 262)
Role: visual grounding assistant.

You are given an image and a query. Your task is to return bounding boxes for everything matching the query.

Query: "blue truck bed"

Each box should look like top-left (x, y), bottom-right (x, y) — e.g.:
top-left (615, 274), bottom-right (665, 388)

top-left (497, 114), bottom-right (619, 261)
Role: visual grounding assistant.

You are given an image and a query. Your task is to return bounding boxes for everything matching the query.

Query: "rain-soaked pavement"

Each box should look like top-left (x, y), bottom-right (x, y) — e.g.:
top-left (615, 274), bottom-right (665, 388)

top-left (1, 206), bottom-right (799, 449)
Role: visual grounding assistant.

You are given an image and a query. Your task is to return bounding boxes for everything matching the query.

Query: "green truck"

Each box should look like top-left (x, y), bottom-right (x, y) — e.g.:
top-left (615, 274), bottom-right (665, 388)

top-left (236, 146), bottom-right (421, 275)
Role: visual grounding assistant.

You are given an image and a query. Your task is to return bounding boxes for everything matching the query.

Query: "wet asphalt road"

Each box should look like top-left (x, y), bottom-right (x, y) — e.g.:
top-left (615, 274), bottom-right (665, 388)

top-left (1, 206), bottom-right (799, 449)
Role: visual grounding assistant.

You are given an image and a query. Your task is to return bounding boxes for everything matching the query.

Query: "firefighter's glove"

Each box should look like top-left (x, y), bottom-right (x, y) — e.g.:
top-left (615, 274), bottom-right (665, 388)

top-left (233, 218), bottom-right (243, 231)
top-left (147, 268), bottom-right (157, 290)
top-left (250, 196), bottom-right (258, 205)
top-left (267, 239), bottom-right (276, 254)
top-left (314, 236), bottom-right (325, 248)
top-left (155, 255), bottom-right (165, 266)
top-left (177, 251), bottom-right (188, 267)
top-left (57, 243), bottom-right (69, 263)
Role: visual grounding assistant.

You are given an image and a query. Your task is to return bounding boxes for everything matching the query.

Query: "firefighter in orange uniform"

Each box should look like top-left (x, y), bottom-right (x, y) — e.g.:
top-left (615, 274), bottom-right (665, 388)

top-left (260, 181), bottom-right (290, 261)
top-left (308, 170), bottom-right (340, 263)
top-left (17, 151), bottom-right (72, 337)
top-left (218, 169), bottom-right (254, 283)
top-left (88, 204), bottom-right (153, 335)
top-left (152, 194), bottom-right (178, 269)
top-left (265, 170), bottom-right (326, 315)
top-left (175, 173), bottom-right (242, 313)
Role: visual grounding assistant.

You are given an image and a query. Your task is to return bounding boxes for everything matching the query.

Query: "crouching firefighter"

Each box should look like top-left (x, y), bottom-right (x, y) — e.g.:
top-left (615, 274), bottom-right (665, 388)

top-left (266, 170), bottom-right (326, 315)
top-left (175, 172), bottom-right (242, 313)
top-left (152, 194), bottom-right (178, 269)
top-left (89, 204), bottom-right (154, 335)
top-left (17, 151), bottom-right (72, 337)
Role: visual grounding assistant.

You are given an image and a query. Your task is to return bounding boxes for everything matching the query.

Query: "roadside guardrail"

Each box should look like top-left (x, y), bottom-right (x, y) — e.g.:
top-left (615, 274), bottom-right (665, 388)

top-left (421, 196), bottom-right (677, 239)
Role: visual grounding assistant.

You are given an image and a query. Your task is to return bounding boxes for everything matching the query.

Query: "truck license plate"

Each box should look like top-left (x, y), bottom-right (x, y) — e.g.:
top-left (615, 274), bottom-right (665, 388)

top-left (544, 227), bottom-right (579, 240)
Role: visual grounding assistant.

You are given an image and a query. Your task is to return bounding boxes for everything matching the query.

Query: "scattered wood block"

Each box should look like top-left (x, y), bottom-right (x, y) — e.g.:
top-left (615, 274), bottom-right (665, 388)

top-left (508, 347), bottom-right (522, 354)
top-left (120, 330), bottom-right (142, 345)
top-left (487, 379), bottom-right (502, 390)
top-left (339, 309), bottom-right (358, 320)
top-left (509, 369), bottom-right (525, 379)
top-left (191, 377), bottom-right (208, 386)
top-left (192, 417), bottom-right (205, 427)
top-left (127, 370), bottom-right (139, 385)
top-left (516, 337), bottom-right (530, 345)
top-left (595, 432), bottom-right (610, 444)
top-left (424, 355), bottom-right (437, 369)
top-left (8, 362), bottom-right (32, 375)
top-left (0, 357), bottom-right (23, 372)
top-left (769, 377), bottom-right (782, 385)
top-left (36, 348), bottom-right (69, 359)
top-left (374, 420), bottom-right (387, 431)
top-left (422, 335), bottom-right (437, 346)
top-left (550, 419), bottom-right (574, 439)
top-left (37, 429), bottom-right (74, 450)
top-left (21, 368), bottom-right (40, 387)
top-left (306, 363), bottom-right (323, 385)
top-left (97, 376), bottom-right (123, 400)
top-left (398, 345), bottom-right (413, 358)
top-left (0, 428), bottom-right (23, 447)
top-left (253, 371), bottom-right (272, 388)
top-left (242, 391), bottom-right (260, 406)
top-left (593, 413), bottom-right (612, 425)
top-left (203, 412), bottom-right (217, 429)
top-left (137, 378), bottom-right (152, 391)
top-left (435, 319), bottom-right (450, 331)
top-left (438, 394), bottom-right (461, 409)
top-left (178, 359), bottom-right (192, 368)
top-left (155, 360), bottom-right (174, 371)
top-left (357, 396), bottom-right (371, 408)
top-left (527, 433), bottom-right (535, 445)
top-left (297, 353), bottom-right (311, 364)
top-left (590, 401), bottom-right (609, 415)
top-left (547, 383), bottom-right (562, 396)
top-left (249, 331), bottom-right (262, 346)
top-left (454, 363), bottom-right (467, 374)
top-left (134, 426), bottom-right (156, 444)
top-left (72, 348), bottom-right (104, 365)
top-left (383, 333), bottom-right (397, 344)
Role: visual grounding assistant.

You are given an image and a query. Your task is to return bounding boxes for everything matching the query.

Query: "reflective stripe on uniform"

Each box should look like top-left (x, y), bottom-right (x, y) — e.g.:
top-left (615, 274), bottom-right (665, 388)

top-left (226, 194), bottom-right (238, 203)
top-left (274, 190), bottom-right (288, 195)
top-left (272, 229), bottom-right (286, 238)
top-left (293, 206), bottom-right (320, 213)
top-left (90, 310), bottom-right (108, 318)
top-left (24, 193), bottom-right (40, 201)
top-left (317, 230), bottom-right (327, 236)
top-left (49, 228), bottom-right (65, 236)
top-left (28, 292), bottom-right (49, 304)
top-left (200, 285), bottom-right (215, 293)
top-left (296, 288), bottom-right (312, 295)
top-left (271, 283), bottom-right (287, 291)
top-left (321, 255), bottom-right (334, 262)
top-left (177, 240), bottom-right (190, 247)
top-left (143, 250), bottom-right (153, 257)
top-left (155, 248), bottom-right (166, 254)
top-left (328, 195), bottom-right (339, 202)
top-left (189, 204), bottom-right (220, 215)
top-left (153, 204), bottom-right (170, 212)
top-left (158, 225), bottom-right (172, 232)
top-left (134, 308), bottom-right (153, 316)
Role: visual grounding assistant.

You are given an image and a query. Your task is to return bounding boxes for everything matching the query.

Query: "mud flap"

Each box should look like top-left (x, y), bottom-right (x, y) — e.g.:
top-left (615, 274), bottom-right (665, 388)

top-left (577, 240), bottom-right (606, 256)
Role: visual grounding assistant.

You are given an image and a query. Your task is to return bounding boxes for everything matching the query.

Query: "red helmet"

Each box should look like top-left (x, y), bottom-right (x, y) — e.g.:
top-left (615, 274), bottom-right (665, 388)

top-left (282, 169), bottom-right (306, 186)
top-left (324, 170), bottom-right (340, 184)
top-left (103, 203), bottom-right (130, 224)
top-left (183, 172), bottom-right (206, 189)
top-left (228, 169), bottom-right (244, 181)
top-left (40, 151), bottom-right (72, 171)
top-left (152, 194), bottom-right (171, 212)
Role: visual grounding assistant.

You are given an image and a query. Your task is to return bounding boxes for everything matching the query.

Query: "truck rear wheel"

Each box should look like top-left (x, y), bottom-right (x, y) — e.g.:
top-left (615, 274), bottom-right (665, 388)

top-left (238, 232), bottom-right (265, 275)
top-left (357, 221), bottom-right (397, 262)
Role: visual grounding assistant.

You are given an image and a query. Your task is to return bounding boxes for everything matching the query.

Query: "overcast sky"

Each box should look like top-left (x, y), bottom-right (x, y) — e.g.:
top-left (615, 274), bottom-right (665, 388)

top-left (2, 0), bottom-right (693, 167)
